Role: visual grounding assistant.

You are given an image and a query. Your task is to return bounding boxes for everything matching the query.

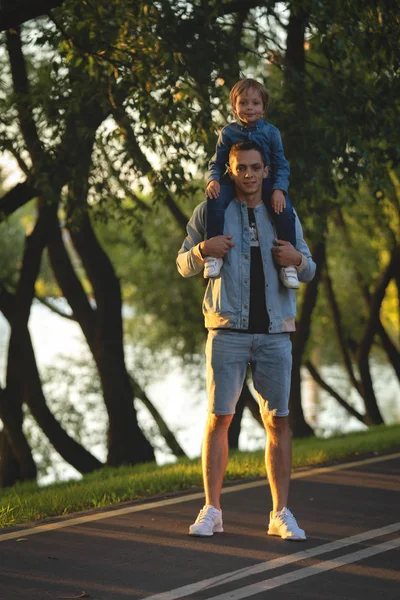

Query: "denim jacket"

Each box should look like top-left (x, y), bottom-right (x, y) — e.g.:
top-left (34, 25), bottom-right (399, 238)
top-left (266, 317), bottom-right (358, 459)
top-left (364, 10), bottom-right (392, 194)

top-left (176, 200), bottom-right (316, 332)
top-left (208, 119), bottom-right (290, 193)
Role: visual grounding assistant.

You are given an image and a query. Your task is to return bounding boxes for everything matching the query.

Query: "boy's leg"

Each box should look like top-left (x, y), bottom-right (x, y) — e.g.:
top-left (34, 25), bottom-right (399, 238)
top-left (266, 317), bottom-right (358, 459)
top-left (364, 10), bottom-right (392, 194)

top-left (262, 185), bottom-right (299, 289)
top-left (272, 194), bottom-right (296, 248)
top-left (204, 180), bottom-right (234, 278)
top-left (206, 178), bottom-right (234, 238)
top-left (275, 196), bottom-right (299, 288)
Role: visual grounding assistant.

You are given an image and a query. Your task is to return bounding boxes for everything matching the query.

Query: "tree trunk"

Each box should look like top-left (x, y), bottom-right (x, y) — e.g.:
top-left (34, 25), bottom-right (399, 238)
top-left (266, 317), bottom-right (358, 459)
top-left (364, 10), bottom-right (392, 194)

top-left (0, 387), bottom-right (36, 486)
top-left (324, 268), bottom-right (363, 395)
top-left (0, 204), bottom-right (52, 486)
top-left (290, 240), bottom-right (326, 437)
top-left (48, 207), bottom-right (155, 466)
top-left (69, 211), bottom-right (155, 465)
top-left (0, 284), bottom-right (103, 474)
top-left (356, 246), bottom-right (400, 424)
top-left (336, 208), bottom-right (400, 382)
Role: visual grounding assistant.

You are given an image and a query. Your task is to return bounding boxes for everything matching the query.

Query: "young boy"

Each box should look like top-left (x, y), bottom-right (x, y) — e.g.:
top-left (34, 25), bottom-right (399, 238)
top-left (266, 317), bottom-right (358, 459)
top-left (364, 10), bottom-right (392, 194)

top-left (204, 78), bottom-right (299, 289)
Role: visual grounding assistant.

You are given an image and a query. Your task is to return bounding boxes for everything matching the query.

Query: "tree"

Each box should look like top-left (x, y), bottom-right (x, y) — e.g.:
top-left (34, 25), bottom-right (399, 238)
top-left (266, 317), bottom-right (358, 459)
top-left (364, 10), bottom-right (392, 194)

top-left (1, 0), bottom-right (399, 484)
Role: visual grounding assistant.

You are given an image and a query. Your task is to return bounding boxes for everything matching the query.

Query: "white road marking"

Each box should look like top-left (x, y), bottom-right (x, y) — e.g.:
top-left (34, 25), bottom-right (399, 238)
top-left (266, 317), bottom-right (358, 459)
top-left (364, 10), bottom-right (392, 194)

top-left (0, 451), bottom-right (399, 543)
top-left (142, 522), bottom-right (400, 600)
top-left (204, 536), bottom-right (400, 600)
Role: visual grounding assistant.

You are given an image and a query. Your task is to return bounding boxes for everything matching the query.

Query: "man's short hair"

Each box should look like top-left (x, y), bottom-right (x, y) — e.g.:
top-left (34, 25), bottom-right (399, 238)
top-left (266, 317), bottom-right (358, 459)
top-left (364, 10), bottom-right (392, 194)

top-left (229, 141), bottom-right (267, 166)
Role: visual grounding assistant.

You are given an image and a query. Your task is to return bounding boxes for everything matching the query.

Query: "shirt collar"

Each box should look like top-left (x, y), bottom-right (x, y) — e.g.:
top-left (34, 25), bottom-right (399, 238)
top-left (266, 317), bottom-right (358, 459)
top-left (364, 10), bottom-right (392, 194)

top-left (235, 117), bottom-right (264, 130)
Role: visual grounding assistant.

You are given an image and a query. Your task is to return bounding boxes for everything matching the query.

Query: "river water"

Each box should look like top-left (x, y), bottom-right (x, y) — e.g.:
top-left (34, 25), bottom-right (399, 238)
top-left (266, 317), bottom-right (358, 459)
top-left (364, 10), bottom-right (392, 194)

top-left (0, 302), bottom-right (399, 485)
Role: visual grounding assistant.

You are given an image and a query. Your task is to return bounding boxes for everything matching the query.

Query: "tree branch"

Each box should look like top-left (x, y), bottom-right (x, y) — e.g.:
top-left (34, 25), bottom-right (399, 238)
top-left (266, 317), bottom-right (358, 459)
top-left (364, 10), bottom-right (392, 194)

top-left (323, 267), bottom-right (363, 395)
top-left (6, 27), bottom-right (45, 168)
top-left (130, 377), bottom-right (187, 458)
top-left (0, 0), bottom-right (63, 32)
top-left (0, 180), bottom-right (38, 222)
top-left (305, 361), bottom-right (365, 423)
top-left (111, 105), bottom-right (188, 231)
top-left (35, 295), bottom-right (76, 321)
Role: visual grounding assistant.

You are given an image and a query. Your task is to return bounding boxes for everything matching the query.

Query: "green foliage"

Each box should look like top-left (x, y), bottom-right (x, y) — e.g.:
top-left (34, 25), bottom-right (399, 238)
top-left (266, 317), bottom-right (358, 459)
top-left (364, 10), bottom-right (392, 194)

top-left (96, 191), bottom-right (206, 360)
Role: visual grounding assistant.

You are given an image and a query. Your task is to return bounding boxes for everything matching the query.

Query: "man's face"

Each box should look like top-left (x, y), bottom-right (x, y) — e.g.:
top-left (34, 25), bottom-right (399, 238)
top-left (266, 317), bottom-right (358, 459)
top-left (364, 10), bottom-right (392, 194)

top-left (228, 150), bottom-right (268, 196)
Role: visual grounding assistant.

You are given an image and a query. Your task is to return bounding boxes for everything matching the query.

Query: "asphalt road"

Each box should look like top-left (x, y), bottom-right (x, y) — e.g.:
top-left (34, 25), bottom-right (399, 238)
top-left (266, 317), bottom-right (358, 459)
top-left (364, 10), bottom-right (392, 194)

top-left (1, 452), bottom-right (399, 600)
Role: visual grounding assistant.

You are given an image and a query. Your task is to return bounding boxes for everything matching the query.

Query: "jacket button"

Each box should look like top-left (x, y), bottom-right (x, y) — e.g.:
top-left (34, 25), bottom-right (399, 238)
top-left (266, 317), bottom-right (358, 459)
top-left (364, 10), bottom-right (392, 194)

top-left (244, 254), bottom-right (249, 259)
top-left (244, 304), bottom-right (248, 309)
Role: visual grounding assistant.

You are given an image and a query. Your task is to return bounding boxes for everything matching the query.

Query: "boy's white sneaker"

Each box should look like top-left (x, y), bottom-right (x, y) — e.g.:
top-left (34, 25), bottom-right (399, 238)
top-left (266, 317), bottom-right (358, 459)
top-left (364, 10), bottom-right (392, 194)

top-left (268, 507), bottom-right (307, 541)
top-left (189, 505), bottom-right (223, 536)
top-left (204, 257), bottom-right (223, 278)
top-left (280, 266), bottom-right (300, 289)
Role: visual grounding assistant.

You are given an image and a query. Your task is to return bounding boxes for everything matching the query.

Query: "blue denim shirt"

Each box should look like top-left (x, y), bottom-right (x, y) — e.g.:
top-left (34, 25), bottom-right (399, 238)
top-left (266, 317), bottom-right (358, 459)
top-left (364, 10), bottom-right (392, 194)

top-left (208, 119), bottom-right (290, 193)
top-left (177, 199), bottom-right (316, 332)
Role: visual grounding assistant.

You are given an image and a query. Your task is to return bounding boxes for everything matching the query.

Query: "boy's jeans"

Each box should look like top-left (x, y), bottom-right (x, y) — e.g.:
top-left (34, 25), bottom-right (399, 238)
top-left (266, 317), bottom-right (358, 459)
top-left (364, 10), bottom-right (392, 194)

top-left (206, 177), bottom-right (296, 247)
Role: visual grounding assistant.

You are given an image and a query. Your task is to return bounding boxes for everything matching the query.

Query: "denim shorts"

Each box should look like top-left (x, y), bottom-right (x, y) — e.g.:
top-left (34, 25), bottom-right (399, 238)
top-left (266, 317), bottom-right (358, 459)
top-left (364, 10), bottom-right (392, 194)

top-left (205, 330), bottom-right (292, 417)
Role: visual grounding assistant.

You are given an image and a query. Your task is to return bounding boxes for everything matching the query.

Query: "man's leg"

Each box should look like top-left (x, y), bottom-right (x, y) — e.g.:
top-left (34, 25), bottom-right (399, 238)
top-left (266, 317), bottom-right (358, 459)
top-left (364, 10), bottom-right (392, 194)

top-left (262, 414), bottom-right (291, 513)
top-left (252, 333), bottom-right (306, 540)
top-left (202, 413), bottom-right (234, 510)
top-left (189, 331), bottom-right (250, 536)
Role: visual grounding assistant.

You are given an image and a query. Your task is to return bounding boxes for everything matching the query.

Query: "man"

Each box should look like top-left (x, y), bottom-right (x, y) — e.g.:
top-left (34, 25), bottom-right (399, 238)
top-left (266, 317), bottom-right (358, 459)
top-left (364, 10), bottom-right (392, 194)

top-left (176, 141), bottom-right (316, 541)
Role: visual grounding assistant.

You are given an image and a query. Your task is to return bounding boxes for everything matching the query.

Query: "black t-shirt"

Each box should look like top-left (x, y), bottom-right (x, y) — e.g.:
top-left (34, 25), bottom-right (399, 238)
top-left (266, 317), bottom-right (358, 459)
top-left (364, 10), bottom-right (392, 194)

top-left (246, 208), bottom-right (270, 333)
top-left (211, 208), bottom-right (270, 334)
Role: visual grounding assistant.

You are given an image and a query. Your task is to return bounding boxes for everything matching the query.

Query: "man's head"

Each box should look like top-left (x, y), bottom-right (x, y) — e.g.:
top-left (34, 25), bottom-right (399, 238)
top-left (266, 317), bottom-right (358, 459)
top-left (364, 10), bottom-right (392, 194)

top-left (228, 141), bottom-right (269, 200)
top-left (230, 78), bottom-right (269, 125)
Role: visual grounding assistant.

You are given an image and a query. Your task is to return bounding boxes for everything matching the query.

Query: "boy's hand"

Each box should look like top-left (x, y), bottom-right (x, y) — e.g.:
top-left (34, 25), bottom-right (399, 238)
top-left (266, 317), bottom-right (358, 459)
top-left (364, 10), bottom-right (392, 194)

top-left (200, 235), bottom-right (235, 258)
top-left (206, 180), bottom-right (221, 199)
top-left (271, 189), bottom-right (286, 213)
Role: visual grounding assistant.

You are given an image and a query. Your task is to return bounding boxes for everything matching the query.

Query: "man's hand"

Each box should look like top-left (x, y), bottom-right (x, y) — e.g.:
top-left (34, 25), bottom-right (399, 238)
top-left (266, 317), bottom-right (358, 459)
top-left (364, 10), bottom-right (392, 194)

top-left (271, 239), bottom-right (302, 267)
top-left (200, 235), bottom-right (235, 258)
top-left (206, 180), bottom-right (221, 199)
top-left (271, 189), bottom-right (286, 214)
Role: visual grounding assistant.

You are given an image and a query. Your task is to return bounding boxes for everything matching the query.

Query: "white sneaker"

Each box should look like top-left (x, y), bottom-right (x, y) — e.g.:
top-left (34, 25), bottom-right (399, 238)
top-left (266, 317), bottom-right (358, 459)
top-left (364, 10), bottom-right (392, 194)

top-left (280, 266), bottom-right (299, 289)
top-left (204, 257), bottom-right (223, 278)
top-left (268, 507), bottom-right (306, 541)
top-left (189, 505), bottom-right (223, 536)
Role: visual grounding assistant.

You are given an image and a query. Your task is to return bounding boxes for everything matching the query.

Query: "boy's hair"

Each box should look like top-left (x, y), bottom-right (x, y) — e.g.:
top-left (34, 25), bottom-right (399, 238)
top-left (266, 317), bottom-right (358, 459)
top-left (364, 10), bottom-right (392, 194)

top-left (229, 78), bottom-right (269, 115)
top-left (229, 141), bottom-right (267, 166)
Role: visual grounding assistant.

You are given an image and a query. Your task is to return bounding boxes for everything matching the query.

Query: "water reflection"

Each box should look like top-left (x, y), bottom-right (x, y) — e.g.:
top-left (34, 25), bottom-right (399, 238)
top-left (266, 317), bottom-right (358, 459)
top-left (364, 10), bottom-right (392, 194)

top-left (0, 305), bottom-right (399, 485)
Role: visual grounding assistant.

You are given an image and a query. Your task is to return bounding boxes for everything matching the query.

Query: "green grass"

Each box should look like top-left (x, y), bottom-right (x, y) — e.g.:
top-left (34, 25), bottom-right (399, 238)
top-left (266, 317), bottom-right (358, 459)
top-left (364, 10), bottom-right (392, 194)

top-left (1, 424), bottom-right (399, 529)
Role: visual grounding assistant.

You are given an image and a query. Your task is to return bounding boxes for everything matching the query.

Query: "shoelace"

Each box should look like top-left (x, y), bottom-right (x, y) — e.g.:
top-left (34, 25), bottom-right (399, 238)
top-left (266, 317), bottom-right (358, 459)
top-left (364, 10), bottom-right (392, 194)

top-left (196, 507), bottom-right (217, 524)
top-left (277, 508), bottom-right (298, 528)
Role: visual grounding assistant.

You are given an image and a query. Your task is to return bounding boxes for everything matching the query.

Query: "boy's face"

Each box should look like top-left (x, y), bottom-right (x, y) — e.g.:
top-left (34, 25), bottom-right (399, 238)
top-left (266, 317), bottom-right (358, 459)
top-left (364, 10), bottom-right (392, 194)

top-left (233, 88), bottom-right (264, 125)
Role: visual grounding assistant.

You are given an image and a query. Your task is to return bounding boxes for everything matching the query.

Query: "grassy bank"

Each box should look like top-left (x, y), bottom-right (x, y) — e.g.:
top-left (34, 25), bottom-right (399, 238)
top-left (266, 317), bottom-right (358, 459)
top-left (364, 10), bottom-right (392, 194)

top-left (1, 424), bottom-right (399, 529)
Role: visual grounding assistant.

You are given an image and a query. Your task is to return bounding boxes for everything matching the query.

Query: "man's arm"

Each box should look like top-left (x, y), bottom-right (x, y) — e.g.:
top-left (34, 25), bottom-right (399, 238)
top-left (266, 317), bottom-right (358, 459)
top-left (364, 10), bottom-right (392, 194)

top-left (176, 203), bottom-right (207, 278)
top-left (293, 212), bottom-right (316, 282)
top-left (271, 211), bottom-right (316, 283)
top-left (176, 203), bottom-right (235, 277)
